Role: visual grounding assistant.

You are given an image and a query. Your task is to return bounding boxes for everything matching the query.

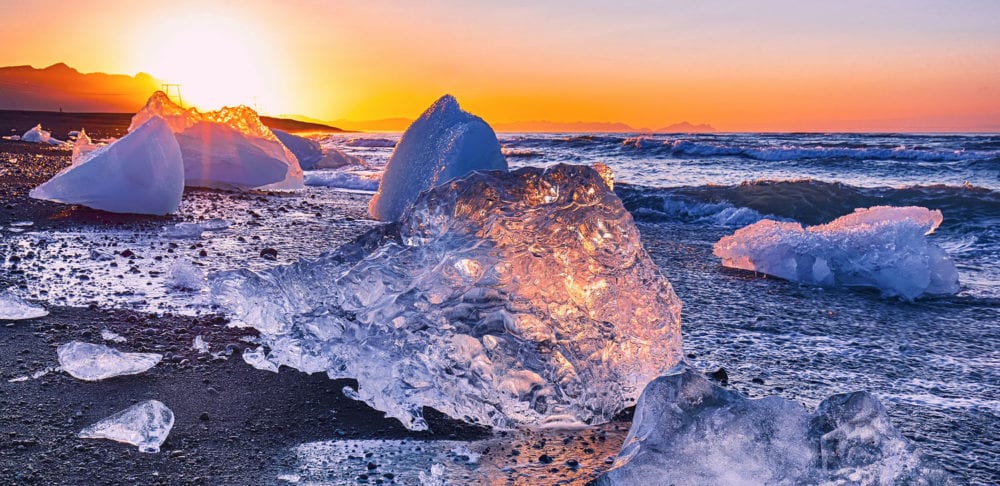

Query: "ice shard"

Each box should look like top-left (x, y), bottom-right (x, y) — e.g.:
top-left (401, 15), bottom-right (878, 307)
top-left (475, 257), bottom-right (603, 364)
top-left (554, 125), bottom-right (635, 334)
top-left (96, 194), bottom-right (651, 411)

top-left (314, 147), bottom-right (366, 170)
top-left (78, 400), bottom-right (174, 453)
top-left (273, 129), bottom-right (323, 170)
top-left (21, 123), bottom-right (64, 145)
top-left (57, 341), bottom-right (162, 381)
top-left (70, 128), bottom-right (99, 164)
top-left (129, 92), bottom-right (304, 191)
top-left (596, 365), bottom-right (950, 485)
top-left (368, 94), bottom-right (508, 221)
top-left (29, 117), bottom-right (185, 215)
top-left (0, 288), bottom-right (48, 320)
top-left (713, 206), bottom-right (959, 300)
top-left (213, 164), bottom-right (682, 430)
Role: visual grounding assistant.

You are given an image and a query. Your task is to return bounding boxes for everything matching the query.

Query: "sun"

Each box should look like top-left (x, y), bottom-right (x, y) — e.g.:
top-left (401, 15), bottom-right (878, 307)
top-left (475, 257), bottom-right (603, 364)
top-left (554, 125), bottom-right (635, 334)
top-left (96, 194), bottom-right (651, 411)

top-left (135, 11), bottom-right (283, 113)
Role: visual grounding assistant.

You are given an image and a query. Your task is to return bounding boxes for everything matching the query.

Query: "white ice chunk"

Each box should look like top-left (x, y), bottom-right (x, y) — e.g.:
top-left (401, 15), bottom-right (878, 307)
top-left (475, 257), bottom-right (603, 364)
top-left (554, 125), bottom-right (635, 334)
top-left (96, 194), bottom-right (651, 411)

top-left (243, 346), bottom-right (279, 372)
top-left (0, 288), bottom-right (48, 320)
top-left (70, 128), bottom-right (99, 164)
top-left (192, 335), bottom-right (209, 354)
top-left (213, 164), bottom-right (682, 430)
top-left (21, 124), bottom-right (64, 145)
top-left (165, 260), bottom-right (205, 291)
top-left (596, 365), bottom-right (949, 485)
top-left (368, 94), bottom-right (508, 221)
top-left (274, 129), bottom-right (323, 170)
top-left (713, 206), bottom-right (960, 300)
top-left (129, 92), bottom-right (304, 191)
top-left (57, 341), bottom-right (162, 381)
top-left (100, 329), bottom-right (127, 343)
top-left (78, 400), bottom-right (174, 453)
top-left (29, 117), bottom-right (185, 215)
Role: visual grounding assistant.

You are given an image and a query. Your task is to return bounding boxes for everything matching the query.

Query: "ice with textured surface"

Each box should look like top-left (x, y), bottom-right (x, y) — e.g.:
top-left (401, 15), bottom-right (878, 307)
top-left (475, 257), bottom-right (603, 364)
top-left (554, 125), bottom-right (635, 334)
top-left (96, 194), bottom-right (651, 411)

top-left (129, 92), bottom-right (304, 191)
top-left (368, 94), bottom-right (507, 221)
top-left (165, 260), bottom-right (205, 291)
top-left (29, 117), bottom-right (184, 215)
top-left (57, 341), bottom-right (162, 381)
top-left (21, 124), bottom-right (64, 145)
top-left (213, 164), bottom-right (682, 430)
top-left (713, 206), bottom-right (959, 300)
top-left (596, 365), bottom-right (950, 485)
top-left (314, 148), bottom-right (366, 170)
top-left (78, 400), bottom-right (174, 453)
top-left (71, 128), bottom-right (99, 164)
top-left (0, 288), bottom-right (48, 320)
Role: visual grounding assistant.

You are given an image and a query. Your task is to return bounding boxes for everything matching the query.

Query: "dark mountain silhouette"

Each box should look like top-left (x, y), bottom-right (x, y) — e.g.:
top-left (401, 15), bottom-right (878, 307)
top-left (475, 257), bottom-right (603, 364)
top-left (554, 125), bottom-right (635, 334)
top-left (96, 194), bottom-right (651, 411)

top-left (655, 121), bottom-right (716, 133)
top-left (0, 63), bottom-right (161, 112)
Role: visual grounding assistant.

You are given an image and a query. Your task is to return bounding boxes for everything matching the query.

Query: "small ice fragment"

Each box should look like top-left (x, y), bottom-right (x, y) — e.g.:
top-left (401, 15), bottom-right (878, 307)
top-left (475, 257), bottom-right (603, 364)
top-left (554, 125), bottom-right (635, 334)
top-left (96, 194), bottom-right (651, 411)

top-left (57, 341), bottom-right (161, 381)
top-left (200, 218), bottom-right (231, 231)
top-left (21, 124), bottom-right (64, 145)
top-left (192, 335), bottom-right (209, 354)
top-left (341, 386), bottom-right (361, 401)
top-left (314, 148), bottom-right (366, 170)
top-left (71, 128), bottom-right (99, 164)
top-left (450, 445), bottom-right (481, 464)
top-left (418, 464), bottom-right (447, 486)
top-left (243, 346), bottom-right (279, 372)
top-left (78, 400), bottom-right (174, 453)
top-left (100, 329), bottom-right (127, 343)
top-left (276, 474), bottom-right (301, 483)
top-left (165, 260), bottom-right (205, 291)
top-left (163, 222), bottom-right (204, 239)
top-left (0, 288), bottom-right (48, 320)
top-left (10, 221), bottom-right (34, 227)
top-left (8, 367), bottom-right (57, 383)
top-left (368, 94), bottom-right (508, 221)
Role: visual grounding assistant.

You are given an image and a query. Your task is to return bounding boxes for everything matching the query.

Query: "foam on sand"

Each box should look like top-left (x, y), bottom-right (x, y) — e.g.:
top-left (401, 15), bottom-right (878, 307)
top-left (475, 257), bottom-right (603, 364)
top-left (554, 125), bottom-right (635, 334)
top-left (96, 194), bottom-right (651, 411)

top-left (713, 206), bottom-right (960, 300)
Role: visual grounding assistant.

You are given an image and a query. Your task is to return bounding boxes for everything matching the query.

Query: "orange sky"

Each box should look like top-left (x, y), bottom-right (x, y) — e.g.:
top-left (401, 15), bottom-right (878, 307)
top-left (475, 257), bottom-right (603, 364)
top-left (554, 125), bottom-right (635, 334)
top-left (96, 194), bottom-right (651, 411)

top-left (1, 0), bottom-right (998, 131)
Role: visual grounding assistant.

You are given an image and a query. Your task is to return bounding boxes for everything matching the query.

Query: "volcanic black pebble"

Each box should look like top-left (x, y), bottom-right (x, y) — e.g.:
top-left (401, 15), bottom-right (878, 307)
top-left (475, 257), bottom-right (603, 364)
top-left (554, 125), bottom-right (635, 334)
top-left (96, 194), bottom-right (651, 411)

top-left (260, 248), bottom-right (278, 260)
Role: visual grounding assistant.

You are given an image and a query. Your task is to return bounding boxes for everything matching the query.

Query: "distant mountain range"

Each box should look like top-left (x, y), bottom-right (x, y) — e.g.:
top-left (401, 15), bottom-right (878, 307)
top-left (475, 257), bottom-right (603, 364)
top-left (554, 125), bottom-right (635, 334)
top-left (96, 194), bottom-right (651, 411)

top-left (0, 63), bottom-right (161, 112)
top-left (0, 63), bottom-right (715, 133)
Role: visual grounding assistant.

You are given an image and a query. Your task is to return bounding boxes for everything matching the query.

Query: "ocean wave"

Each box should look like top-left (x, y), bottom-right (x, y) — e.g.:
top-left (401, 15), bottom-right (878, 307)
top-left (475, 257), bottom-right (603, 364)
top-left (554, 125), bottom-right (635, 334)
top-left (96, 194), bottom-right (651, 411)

top-left (618, 179), bottom-right (1000, 228)
top-left (343, 138), bottom-right (397, 148)
top-left (619, 138), bottom-right (996, 162)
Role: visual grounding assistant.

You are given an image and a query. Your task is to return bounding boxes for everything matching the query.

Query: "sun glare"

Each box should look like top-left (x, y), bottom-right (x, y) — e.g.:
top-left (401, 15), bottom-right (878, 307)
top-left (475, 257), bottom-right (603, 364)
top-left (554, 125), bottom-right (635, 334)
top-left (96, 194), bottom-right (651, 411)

top-left (136, 11), bottom-right (281, 113)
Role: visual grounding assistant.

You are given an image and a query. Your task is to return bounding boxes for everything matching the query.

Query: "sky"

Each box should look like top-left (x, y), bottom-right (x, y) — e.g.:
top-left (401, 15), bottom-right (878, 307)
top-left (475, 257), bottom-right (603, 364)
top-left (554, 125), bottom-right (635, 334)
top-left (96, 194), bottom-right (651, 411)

top-left (0, 0), bottom-right (998, 131)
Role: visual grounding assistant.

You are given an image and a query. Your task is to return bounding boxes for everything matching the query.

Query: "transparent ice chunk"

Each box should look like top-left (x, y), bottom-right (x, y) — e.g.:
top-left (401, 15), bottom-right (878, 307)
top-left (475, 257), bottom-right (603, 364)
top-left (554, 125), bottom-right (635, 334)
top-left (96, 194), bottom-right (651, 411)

top-left (596, 365), bottom-right (951, 485)
top-left (57, 341), bottom-right (162, 381)
top-left (78, 400), bottom-right (174, 453)
top-left (213, 164), bottom-right (683, 430)
top-left (713, 206), bottom-right (959, 300)
top-left (0, 288), bottom-right (48, 320)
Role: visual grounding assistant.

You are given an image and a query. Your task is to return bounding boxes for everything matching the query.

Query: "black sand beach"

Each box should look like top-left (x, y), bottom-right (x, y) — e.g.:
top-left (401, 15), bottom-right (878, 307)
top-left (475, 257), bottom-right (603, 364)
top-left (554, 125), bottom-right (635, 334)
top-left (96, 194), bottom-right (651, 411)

top-left (0, 132), bottom-right (625, 485)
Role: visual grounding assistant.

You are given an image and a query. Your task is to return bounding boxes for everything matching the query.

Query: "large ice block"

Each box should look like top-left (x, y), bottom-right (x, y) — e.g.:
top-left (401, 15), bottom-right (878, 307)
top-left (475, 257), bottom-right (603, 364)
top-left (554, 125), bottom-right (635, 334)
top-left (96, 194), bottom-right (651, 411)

top-left (213, 164), bottom-right (683, 430)
top-left (713, 206), bottom-right (959, 300)
top-left (129, 92), bottom-right (304, 191)
top-left (596, 365), bottom-right (950, 485)
top-left (29, 117), bottom-right (184, 215)
top-left (368, 94), bottom-right (507, 221)
top-left (78, 400), bottom-right (174, 453)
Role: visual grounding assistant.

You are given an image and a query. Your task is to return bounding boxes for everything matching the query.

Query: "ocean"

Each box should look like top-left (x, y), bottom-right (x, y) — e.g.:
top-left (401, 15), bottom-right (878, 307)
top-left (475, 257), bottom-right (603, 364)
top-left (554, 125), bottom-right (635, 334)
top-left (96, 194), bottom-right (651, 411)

top-left (320, 131), bottom-right (1000, 482)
